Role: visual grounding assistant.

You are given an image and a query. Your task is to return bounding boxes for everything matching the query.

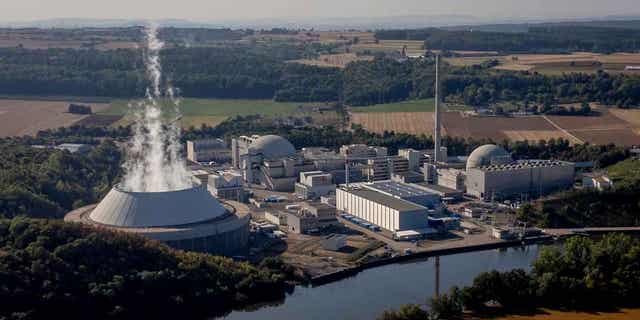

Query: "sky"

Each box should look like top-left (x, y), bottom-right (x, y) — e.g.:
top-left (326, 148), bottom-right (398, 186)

top-left (2, 0), bottom-right (640, 22)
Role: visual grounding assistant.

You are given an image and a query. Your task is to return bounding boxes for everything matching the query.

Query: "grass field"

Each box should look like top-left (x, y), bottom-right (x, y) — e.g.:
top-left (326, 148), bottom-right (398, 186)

top-left (102, 98), bottom-right (340, 128)
top-left (607, 158), bottom-right (640, 186)
top-left (350, 99), bottom-right (471, 113)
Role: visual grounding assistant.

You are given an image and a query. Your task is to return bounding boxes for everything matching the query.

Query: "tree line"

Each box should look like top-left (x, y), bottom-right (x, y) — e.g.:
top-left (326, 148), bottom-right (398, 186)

top-left (2, 43), bottom-right (640, 108)
top-left (380, 234), bottom-right (640, 320)
top-left (375, 26), bottom-right (640, 53)
top-left (0, 217), bottom-right (299, 319)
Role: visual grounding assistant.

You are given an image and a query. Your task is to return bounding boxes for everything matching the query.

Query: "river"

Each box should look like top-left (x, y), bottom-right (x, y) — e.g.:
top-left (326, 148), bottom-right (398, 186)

top-left (223, 245), bottom-right (544, 320)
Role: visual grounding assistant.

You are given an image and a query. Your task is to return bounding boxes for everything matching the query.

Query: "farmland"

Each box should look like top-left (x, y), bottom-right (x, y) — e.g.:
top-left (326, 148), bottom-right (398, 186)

top-left (290, 53), bottom-right (373, 68)
top-left (0, 99), bottom-right (110, 137)
top-left (446, 52), bottom-right (640, 75)
top-left (350, 98), bottom-right (436, 113)
top-left (102, 98), bottom-right (341, 129)
top-left (350, 107), bottom-right (640, 146)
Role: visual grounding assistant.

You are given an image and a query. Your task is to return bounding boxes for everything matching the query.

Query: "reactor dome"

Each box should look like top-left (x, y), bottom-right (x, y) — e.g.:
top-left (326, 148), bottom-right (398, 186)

top-left (250, 134), bottom-right (296, 160)
top-left (88, 181), bottom-right (227, 228)
top-left (466, 144), bottom-right (512, 170)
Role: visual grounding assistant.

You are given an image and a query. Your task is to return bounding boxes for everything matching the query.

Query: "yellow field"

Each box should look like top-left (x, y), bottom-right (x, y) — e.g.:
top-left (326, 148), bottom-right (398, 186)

top-left (493, 308), bottom-right (640, 320)
top-left (290, 53), bottom-right (373, 68)
top-left (0, 99), bottom-right (111, 137)
top-left (350, 112), bottom-right (437, 136)
top-left (502, 130), bottom-right (580, 144)
top-left (351, 108), bottom-right (640, 146)
top-left (351, 40), bottom-right (425, 56)
top-left (610, 108), bottom-right (640, 127)
top-left (447, 52), bottom-right (640, 75)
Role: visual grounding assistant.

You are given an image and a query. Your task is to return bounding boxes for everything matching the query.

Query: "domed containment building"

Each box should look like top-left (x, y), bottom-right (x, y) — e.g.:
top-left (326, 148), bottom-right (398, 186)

top-left (465, 144), bottom-right (575, 201)
top-left (232, 134), bottom-right (317, 191)
top-left (466, 144), bottom-right (513, 170)
top-left (65, 179), bottom-right (249, 256)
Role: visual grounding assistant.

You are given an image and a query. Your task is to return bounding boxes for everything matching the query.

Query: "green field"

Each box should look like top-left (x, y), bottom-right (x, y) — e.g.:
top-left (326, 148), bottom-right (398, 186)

top-left (349, 98), bottom-right (470, 113)
top-left (607, 158), bottom-right (640, 187)
top-left (100, 98), bottom-right (328, 128)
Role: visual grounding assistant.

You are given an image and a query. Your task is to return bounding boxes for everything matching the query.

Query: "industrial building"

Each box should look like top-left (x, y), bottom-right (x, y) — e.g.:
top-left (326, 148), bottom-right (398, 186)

top-left (208, 170), bottom-right (247, 202)
top-left (339, 144), bottom-right (387, 158)
top-left (466, 158), bottom-right (575, 200)
top-left (65, 179), bottom-right (249, 256)
top-left (186, 139), bottom-right (231, 163)
top-left (336, 186), bottom-right (432, 232)
top-left (286, 202), bottom-right (338, 234)
top-left (295, 171), bottom-right (336, 200)
top-left (231, 134), bottom-right (314, 191)
top-left (363, 181), bottom-right (443, 212)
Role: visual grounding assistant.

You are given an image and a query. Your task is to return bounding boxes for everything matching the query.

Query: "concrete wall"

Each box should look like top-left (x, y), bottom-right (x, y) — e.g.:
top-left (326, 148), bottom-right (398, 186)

top-left (467, 162), bottom-right (575, 200)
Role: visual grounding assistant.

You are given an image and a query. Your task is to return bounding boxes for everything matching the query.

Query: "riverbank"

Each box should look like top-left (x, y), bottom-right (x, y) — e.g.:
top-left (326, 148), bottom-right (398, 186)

top-left (490, 308), bottom-right (640, 320)
top-left (310, 235), bottom-right (553, 285)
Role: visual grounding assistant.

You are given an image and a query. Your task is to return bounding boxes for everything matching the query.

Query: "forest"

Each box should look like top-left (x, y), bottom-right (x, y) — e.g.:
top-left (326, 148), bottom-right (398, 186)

top-left (380, 234), bottom-right (640, 320)
top-left (0, 217), bottom-right (298, 319)
top-left (375, 26), bottom-right (640, 53)
top-left (2, 41), bottom-right (640, 107)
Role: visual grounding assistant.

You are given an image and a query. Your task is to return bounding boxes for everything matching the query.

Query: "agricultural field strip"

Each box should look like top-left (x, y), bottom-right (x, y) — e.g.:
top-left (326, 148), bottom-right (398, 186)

top-left (541, 115), bottom-right (585, 144)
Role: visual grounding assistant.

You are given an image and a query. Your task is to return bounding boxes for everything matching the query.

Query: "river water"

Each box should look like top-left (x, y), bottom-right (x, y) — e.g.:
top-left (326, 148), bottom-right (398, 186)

top-left (223, 245), bottom-right (544, 320)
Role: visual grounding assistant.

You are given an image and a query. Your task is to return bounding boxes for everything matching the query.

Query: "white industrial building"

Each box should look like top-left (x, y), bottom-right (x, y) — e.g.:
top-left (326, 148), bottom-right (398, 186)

top-left (295, 171), bottom-right (336, 200)
top-left (466, 157), bottom-right (575, 201)
top-left (186, 139), bottom-right (231, 163)
top-left (208, 170), bottom-right (247, 202)
top-left (336, 180), bottom-right (443, 233)
top-left (336, 187), bottom-right (430, 232)
top-left (340, 144), bottom-right (387, 158)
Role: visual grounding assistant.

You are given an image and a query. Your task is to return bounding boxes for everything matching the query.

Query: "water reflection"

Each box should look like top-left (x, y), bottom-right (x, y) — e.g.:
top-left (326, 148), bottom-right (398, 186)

top-left (223, 245), bottom-right (542, 320)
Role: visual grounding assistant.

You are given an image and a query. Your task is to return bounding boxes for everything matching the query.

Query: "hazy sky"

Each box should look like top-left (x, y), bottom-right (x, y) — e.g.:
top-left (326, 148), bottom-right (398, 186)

top-left (3, 0), bottom-right (640, 22)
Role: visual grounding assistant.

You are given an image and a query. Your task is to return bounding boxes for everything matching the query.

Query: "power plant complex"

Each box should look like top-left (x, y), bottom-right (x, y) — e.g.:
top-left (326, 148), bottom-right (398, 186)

top-left (65, 54), bottom-right (579, 258)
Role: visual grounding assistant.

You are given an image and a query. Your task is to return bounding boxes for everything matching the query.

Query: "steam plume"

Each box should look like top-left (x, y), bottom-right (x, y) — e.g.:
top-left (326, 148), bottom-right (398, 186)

top-left (121, 24), bottom-right (192, 192)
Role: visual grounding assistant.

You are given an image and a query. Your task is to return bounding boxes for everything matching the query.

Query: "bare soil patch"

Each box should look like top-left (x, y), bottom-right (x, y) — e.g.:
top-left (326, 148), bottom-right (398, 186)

top-left (0, 99), bottom-right (110, 137)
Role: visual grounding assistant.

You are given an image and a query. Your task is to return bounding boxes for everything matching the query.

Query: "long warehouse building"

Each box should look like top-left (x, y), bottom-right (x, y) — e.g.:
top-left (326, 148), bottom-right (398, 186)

top-left (336, 187), bottom-right (430, 232)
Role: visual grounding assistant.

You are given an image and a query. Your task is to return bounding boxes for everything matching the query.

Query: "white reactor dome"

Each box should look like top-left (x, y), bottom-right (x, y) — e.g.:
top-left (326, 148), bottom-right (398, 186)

top-left (466, 144), bottom-right (512, 170)
top-left (250, 135), bottom-right (296, 159)
top-left (89, 182), bottom-right (227, 228)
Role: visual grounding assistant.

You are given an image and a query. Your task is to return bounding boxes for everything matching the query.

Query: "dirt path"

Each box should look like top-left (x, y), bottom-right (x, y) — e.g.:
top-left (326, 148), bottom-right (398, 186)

top-left (542, 115), bottom-right (585, 144)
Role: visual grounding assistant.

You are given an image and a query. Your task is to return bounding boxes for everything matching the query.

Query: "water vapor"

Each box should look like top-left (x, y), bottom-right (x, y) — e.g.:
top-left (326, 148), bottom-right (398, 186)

top-left (121, 23), bottom-right (192, 192)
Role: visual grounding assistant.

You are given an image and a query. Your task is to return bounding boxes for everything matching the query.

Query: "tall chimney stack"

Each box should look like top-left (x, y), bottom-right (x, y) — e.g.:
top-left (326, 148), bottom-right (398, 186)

top-left (434, 54), bottom-right (441, 163)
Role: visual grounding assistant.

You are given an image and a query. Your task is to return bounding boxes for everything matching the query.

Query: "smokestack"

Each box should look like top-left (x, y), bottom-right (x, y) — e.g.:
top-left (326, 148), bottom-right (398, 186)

top-left (434, 54), bottom-right (441, 163)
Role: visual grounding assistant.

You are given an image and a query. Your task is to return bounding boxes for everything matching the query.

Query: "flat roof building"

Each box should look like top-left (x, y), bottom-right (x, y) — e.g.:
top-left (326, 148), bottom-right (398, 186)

top-left (336, 187), bottom-right (430, 232)
top-left (466, 160), bottom-right (575, 201)
top-left (186, 139), bottom-right (231, 163)
top-left (295, 171), bottom-right (336, 200)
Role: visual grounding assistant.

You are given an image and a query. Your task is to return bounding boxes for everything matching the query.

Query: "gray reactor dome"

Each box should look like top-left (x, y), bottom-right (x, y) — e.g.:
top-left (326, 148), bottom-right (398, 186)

top-left (466, 144), bottom-right (512, 170)
top-left (89, 182), bottom-right (227, 228)
top-left (250, 134), bottom-right (296, 159)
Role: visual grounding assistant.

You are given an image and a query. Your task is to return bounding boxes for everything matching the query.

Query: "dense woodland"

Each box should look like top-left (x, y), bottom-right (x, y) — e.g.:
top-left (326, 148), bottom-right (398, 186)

top-left (0, 217), bottom-right (297, 319)
top-left (2, 31), bottom-right (640, 107)
top-left (380, 234), bottom-right (640, 320)
top-left (376, 26), bottom-right (640, 53)
top-left (0, 139), bottom-right (122, 219)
